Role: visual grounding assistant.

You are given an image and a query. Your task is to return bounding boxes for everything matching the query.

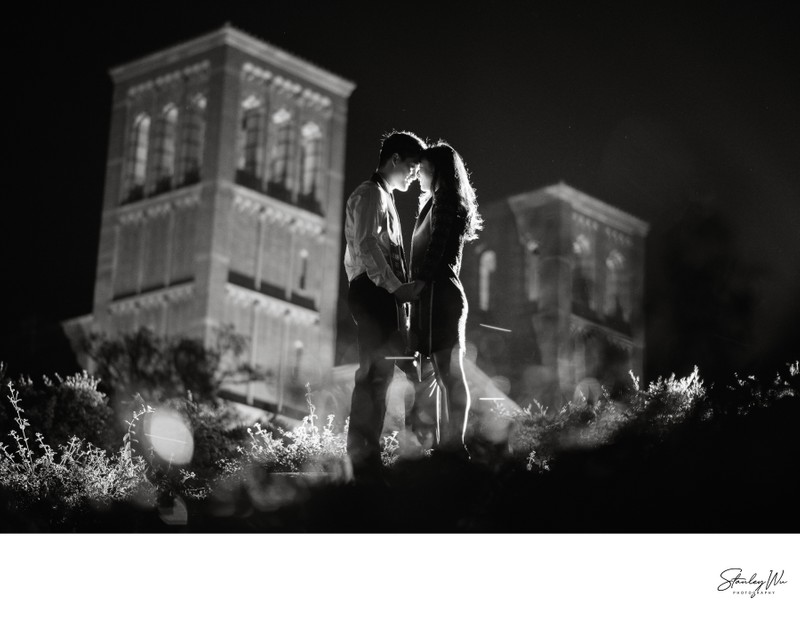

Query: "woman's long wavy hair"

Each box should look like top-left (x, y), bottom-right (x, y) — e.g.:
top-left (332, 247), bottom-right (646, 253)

top-left (419, 141), bottom-right (483, 242)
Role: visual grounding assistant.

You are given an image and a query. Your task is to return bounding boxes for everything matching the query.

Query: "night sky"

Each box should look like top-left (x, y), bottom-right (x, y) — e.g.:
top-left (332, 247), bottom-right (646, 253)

top-left (4, 1), bottom-right (799, 382)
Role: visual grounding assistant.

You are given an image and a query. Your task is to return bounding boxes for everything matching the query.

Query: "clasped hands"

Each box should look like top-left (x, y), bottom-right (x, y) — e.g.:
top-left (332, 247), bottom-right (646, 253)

top-left (393, 280), bottom-right (426, 303)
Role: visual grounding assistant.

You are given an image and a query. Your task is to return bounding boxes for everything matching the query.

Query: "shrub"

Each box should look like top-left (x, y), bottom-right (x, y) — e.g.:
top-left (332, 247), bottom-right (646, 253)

top-left (217, 385), bottom-right (397, 478)
top-left (624, 365), bottom-right (709, 432)
top-left (508, 362), bottom-right (799, 473)
top-left (0, 367), bottom-right (119, 452)
top-left (83, 325), bottom-right (271, 409)
top-left (4, 356), bottom-right (795, 531)
top-left (226, 386), bottom-right (348, 475)
top-left (0, 383), bottom-right (156, 523)
top-left (715, 360), bottom-right (799, 416)
top-left (508, 367), bottom-right (708, 471)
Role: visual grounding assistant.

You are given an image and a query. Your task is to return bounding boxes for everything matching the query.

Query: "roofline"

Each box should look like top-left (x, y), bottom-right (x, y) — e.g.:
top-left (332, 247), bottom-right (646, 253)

top-left (109, 24), bottom-right (356, 98)
top-left (507, 182), bottom-right (650, 236)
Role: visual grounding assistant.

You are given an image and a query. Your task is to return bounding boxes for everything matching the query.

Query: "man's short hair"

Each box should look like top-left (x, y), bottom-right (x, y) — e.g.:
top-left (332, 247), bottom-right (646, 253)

top-left (378, 130), bottom-right (427, 167)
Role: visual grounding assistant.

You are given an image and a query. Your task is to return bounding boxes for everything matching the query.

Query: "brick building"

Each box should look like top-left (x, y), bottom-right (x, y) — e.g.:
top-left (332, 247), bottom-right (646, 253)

top-left (66, 25), bottom-right (355, 419)
top-left (460, 183), bottom-right (649, 409)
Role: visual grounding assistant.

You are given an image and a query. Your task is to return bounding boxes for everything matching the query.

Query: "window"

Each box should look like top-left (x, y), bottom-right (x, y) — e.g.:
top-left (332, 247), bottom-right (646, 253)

top-left (604, 250), bottom-right (628, 322)
top-left (181, 94), bottom-right (206, 185)
top-left (299, 121), bottom-right (322, 210)
top-left (153, 104), bottom-right (178, 193)
top-left (125, 113), bottom-right (150, 201)
top-left (298, 249), bottom-right (309, 291)
top-left (572, 234), bottom-right (594, 312)
top-left (292, 340), bottom-right (304, 381)
top-left (242, 110), bottom-right (262, 173)
top-left (236, 96), bottom-right (265, 189)
top-left (479, 250), bottom-right (496, 311)
top-left (268, 108), bottom-right (293, 200)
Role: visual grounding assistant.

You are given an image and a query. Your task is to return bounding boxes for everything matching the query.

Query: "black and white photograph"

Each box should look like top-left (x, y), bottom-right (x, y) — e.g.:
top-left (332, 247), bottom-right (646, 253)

top-left (2, 1), bottom-right (797, 627)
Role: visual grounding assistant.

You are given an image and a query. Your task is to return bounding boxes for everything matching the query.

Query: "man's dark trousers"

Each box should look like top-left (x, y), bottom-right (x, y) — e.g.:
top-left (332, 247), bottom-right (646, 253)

top-left (347, 274), bottom-right (404, 475)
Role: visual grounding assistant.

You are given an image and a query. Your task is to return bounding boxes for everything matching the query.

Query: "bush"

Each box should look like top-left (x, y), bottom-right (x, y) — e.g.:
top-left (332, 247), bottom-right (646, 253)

top-left (0, 383), bottom-right (156, 524)
top-left (216, 386), bottom-right (398, 480)
top-left (3, 358), bottom-right (796, 532)
top-left (84, 325), bottom-right (271, 408)
top-left (0, 366), bottom-right (119, 452)
top-left (221, 386), bottom-right (348, 475)
top-left (508, 362), bottom-right (798, 473)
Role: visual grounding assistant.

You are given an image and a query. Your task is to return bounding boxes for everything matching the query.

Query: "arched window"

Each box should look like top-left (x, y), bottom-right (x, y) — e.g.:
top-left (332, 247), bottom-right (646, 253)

top-left (268, 108), bottom-right (293, 200)
top-left (153, 104), bottom-right (178, 193)
top-left (604, 250), bottom-right (628, 322)
top-left (572, 234), bottom-right (594, 312)
top-left (181, 94), bottom-right (206, 185)
top-left (297, 249), bottom-right (309, 291)
top-left (479, 250), bottom-right (496, 311)
top-left (126, 113), bottom-right (150, 201)
top-left (236, 96), bottom-right (265, 189)
top-left (299, 121), bottom-right (322, 211)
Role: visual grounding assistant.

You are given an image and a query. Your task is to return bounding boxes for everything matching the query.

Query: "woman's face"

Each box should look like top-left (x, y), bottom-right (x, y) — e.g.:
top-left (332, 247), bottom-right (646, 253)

top-left (418, 158), bottom-right (435, 194)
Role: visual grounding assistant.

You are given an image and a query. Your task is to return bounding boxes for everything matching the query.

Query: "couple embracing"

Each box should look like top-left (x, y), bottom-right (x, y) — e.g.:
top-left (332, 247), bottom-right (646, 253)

top-left (344, 131), bottom-right (483, 483)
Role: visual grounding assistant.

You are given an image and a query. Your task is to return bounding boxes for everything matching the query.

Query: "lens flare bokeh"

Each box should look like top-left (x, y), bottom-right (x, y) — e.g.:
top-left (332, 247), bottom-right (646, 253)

top-left (142, 408), bottom-right (194, 466)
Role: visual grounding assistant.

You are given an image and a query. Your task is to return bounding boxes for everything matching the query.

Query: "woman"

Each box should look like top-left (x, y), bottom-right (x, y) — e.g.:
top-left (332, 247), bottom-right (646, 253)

top-left (408, 140), bottom-right (483, 456)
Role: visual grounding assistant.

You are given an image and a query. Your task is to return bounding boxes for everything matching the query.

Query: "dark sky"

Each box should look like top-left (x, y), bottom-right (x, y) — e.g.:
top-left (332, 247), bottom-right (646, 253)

top-left (4, 1), bottom-right (799, 380)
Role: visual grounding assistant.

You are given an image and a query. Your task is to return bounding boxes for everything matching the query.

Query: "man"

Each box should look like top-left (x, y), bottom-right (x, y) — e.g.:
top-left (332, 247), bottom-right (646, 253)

top-left (344, 130), bottom-right (427, 482)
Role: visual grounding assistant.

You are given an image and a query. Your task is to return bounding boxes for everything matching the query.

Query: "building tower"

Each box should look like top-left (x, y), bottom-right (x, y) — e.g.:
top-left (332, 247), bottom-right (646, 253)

top-left (71, 25), bottom-right (355, 418)
top-left (461, 183), bottom-right (649, 409)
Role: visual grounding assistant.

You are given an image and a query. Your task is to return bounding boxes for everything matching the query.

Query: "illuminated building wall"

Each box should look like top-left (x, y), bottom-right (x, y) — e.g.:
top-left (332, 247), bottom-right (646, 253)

top-left (461, 183), bottom-right (649, 409)
top-left (73, 25), bottom-right (355, 418)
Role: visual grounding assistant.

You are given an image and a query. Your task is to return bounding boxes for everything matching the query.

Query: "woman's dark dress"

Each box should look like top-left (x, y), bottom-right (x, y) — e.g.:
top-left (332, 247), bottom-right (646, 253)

top-left (409, 197), bottom-right (468, 356)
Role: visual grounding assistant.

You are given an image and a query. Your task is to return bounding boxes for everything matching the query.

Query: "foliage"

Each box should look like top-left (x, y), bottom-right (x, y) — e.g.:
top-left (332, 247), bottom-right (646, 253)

top-left (508, 389), bottom-right (636, 473)
top-left (224, 385), bottom-right (348, 475)
top-left (509, 363), bottom-right (798, 472)
top-left (0, 383), bottom-right (156, 522)
top-left (218, 385), bottom-right (398, 478)
top-left (2, 357), bottom-right (797, 530)
top-left (236, 416), bottom-right (348, 474)
top-left (624, 365), bottom-right (709, 431)
top-left (83, 325), bottom-right (271, 407)
top-left (716, 360), bottom-right (799, 416)
top-left (0, 365), bottom-right (119, 452)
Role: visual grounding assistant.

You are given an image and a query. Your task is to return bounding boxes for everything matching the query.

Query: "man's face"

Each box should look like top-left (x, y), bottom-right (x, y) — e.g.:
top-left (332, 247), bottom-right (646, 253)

top-left (389, 154), bottom-right (420, 192)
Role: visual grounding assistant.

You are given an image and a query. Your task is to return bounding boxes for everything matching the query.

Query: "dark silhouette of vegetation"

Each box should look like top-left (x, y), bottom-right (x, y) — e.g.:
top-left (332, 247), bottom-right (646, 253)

top-left (83, 325), bottom-right (271, 407)
top-left (0, 367), bottom-right (118, 450)
top-left (2, 357), bottom-right (796, 533)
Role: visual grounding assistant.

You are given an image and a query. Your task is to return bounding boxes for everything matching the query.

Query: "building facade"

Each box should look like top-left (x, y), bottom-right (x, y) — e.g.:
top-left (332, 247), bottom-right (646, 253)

top-left (460, 183), bottom-right (649, 409)
top-left (71, 26), bottom-right (355, 418)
